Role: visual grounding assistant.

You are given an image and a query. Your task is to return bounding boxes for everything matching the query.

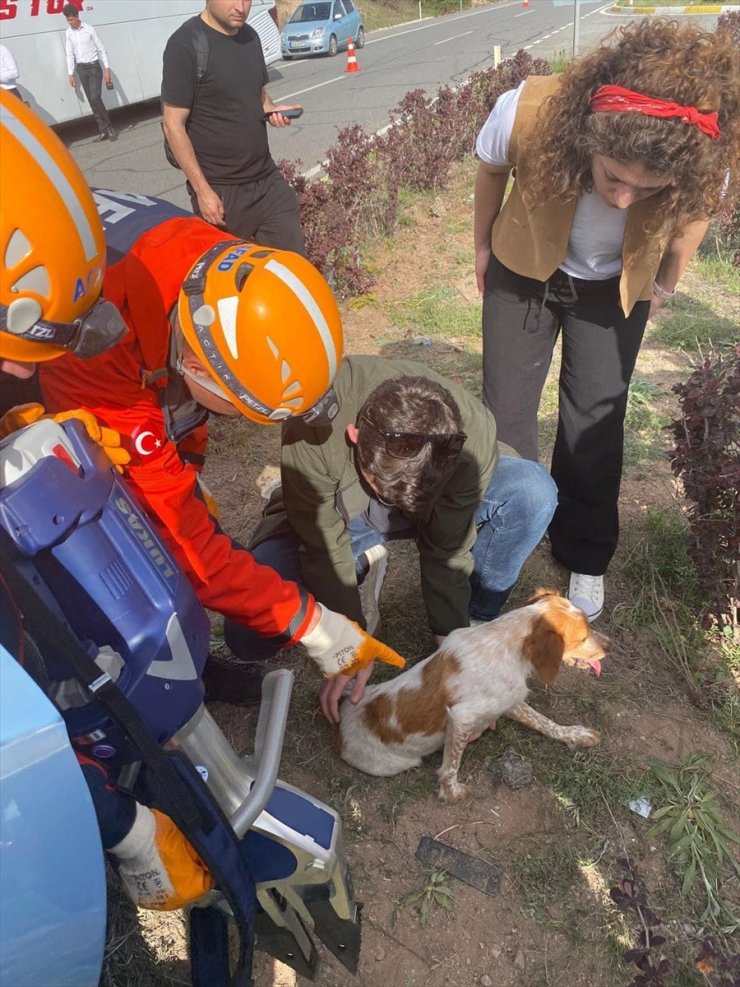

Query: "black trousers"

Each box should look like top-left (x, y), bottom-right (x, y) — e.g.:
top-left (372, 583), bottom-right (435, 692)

top-left (188, 168), bottom-right (305, 255)
top-left (482, 254), bottom-right (649, 576)
top-left (75, 61), bottom-right (110, 134)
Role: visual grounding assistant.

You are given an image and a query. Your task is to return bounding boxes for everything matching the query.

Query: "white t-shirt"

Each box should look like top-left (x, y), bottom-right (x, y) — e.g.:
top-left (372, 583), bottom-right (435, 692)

top-left (476, 81), bottom-right (627, 281)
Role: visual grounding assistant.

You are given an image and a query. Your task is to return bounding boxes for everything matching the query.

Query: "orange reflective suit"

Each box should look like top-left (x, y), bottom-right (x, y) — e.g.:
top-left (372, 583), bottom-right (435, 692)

top-left (40, 215), bottom-right (313, 642)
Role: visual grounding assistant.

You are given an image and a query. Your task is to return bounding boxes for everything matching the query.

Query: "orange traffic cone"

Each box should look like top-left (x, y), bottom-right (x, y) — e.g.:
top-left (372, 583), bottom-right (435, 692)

top-left (522, 0), bottom-right (529, 7)
top-left (345, 38), bottom-right (360, 74)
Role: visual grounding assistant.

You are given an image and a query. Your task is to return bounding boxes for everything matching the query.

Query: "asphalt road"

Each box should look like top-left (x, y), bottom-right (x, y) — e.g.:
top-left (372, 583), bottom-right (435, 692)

top-left (63, 1), bottom-right (721, 210)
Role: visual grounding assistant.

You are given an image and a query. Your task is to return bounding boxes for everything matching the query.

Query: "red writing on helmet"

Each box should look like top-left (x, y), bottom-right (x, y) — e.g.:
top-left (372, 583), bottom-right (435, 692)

top-left (72, 265), bottom-right (103, 302)
top-left (216, 246), bottom-right (249, 272)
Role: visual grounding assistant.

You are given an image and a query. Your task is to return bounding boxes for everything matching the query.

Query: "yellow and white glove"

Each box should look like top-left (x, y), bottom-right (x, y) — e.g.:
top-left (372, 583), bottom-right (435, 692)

top-left (110, 804), bottom-right (214, 911)
top-left (0, 403), bottom-right (130, 471)
top-left (300, 604), bottom-right (406, 679)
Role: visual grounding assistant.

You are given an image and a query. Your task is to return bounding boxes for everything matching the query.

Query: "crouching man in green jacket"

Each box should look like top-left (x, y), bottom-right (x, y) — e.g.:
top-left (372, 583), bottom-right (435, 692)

top-left (229, 355), bottom-right (558, 721)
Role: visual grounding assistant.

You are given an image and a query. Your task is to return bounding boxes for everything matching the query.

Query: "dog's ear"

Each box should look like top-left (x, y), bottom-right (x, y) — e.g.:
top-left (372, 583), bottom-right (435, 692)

top-left (523, 613), bottom-right (564, 684)
top-left (526, 587), bottom-right (561, 605)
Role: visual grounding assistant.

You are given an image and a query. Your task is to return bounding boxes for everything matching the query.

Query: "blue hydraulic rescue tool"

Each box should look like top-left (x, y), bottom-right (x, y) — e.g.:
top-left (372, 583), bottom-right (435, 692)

top-left (0, 418), bottom-right (361, 985)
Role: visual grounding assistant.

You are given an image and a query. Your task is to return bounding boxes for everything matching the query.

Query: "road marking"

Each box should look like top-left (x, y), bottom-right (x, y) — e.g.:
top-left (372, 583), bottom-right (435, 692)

top-left (434, 30), bottom-right (474, 46)
top-left (276, 75), bottom-right (349, 101)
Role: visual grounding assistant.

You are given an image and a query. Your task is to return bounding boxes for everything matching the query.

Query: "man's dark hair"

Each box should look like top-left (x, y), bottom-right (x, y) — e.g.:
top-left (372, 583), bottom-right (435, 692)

top-left (356, 376), bottom-right (465, 518)
top-left (62, 3), bottom-right (80, 17)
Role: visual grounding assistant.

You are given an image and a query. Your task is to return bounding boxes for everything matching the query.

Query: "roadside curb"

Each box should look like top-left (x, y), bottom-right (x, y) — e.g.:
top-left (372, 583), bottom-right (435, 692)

top-left (610, 3), bottom-right (739, 12)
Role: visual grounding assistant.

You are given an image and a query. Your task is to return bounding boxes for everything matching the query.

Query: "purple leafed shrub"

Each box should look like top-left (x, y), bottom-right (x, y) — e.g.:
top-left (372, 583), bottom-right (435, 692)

top-left (668, 345), bottom-right (740, 635)
top-left (277, 51), bottom-right (550, 295)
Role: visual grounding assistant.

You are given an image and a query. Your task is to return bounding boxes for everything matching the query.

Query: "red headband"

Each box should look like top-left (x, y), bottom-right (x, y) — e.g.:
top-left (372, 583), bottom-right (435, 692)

top-left (590, 85), bottom-right (721, 140)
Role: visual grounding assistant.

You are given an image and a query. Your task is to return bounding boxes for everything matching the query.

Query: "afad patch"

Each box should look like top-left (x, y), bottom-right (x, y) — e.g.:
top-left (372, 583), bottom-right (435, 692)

top-left (128, 420), bottom-right (167, 463)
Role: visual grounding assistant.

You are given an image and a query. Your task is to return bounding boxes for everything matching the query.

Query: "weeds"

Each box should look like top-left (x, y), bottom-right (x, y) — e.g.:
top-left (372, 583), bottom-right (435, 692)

top-left (649, 756), bottom-right (740, 933)
top-left (393, 869), bottom-right (454, 928)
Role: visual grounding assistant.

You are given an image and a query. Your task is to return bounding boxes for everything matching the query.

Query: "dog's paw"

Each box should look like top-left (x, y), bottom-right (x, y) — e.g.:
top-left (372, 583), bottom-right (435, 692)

top-left (567, 726), bottom-right (601, 748)
top-left (438, 779), bottom-right (471, 803)
top-left (256, 466), bottom-right (281, 501)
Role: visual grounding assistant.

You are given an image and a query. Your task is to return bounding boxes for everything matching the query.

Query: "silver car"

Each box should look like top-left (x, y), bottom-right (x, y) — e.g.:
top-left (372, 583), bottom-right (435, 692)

top-left (281, 0), bottom-right (365, 59)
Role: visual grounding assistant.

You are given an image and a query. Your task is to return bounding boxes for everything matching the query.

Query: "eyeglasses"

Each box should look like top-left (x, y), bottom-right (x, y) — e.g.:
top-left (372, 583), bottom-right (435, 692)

top-left (359, 415), bottom-right (467, 460)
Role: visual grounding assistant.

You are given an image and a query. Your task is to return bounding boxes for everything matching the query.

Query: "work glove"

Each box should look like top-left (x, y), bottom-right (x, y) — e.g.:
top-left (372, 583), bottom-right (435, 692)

top-left (0, 403), bottom-right (130, 471)
top-left (110, 803), bottom-right (214, 911)
top-left (300, 603), bottom-right (406, 679)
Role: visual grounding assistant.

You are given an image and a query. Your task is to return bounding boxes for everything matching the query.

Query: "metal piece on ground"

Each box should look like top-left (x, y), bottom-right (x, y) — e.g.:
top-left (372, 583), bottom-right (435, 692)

top-left (415, 837), bottom-right (503, 897)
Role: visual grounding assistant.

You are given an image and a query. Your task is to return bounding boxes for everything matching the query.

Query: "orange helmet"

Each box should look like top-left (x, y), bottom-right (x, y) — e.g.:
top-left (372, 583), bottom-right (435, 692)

top-left (0, 91), bottom-right (126, 363)
top-left (177, 241), bottom-right (344, 425)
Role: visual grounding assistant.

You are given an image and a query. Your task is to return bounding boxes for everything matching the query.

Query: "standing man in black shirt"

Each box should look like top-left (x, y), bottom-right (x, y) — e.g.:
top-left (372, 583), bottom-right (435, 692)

top-left (161, 0), bottom-right (305, 253)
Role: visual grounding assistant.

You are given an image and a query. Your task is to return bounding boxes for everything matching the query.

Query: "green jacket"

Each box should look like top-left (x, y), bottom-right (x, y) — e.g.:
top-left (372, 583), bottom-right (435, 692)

top-left (251, 355), bottom-right (506, 636)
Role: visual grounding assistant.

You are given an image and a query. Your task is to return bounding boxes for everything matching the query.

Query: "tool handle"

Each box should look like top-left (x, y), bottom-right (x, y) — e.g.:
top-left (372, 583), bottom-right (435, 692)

top-left (230, 668), bottom-right (293, 837)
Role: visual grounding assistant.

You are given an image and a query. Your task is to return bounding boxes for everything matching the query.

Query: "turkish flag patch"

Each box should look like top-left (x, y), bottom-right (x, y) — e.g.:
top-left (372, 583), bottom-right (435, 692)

top-left (129, 421), bottom-right (167, 462)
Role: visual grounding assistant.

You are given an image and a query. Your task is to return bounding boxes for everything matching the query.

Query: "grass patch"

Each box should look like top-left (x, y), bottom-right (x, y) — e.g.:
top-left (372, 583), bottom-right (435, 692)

top-left (509, 842), bottom-right (582, 923)
top-left (388, 285), bottom-right (481, 339)
top-left (707, 687), bottom-right (740, 759)
top-left (691, 253), bottom-right (740, 293)
top-left (547, 746), bottom-right (653, 831)
top-left (624, 376), bottom-right (669, 467)
top-left (653, 298), bottom-right (738, 351)
top-left (622, 510), bottom-right (703, 608)
top-left (616, 510), bottom-right (709, 696)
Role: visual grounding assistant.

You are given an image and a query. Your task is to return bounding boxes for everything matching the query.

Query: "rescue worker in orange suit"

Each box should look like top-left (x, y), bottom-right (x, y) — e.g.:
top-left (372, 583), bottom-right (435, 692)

top-left (38, 189), bottom-right (405, 705)
top-left (0, 92), bottom-right (215, 912)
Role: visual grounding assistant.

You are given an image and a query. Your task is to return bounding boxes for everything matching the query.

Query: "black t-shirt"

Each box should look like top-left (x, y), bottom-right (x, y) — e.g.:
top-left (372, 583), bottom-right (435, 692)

top-left (161, 17), bottom-right (274, 184)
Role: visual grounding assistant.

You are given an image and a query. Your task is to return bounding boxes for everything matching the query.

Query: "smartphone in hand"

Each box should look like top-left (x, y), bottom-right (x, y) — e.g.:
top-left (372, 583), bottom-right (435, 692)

top-left (262, 108), bottom-right (304, 120)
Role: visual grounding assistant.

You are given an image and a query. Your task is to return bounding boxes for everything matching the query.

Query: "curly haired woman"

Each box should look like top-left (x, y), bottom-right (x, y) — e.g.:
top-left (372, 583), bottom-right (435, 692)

top-left (473, 19), bottom-right (739, 620)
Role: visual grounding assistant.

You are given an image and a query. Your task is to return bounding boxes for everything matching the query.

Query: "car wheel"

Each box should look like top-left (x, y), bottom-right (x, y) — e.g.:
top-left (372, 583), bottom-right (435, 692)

top-left (355, 27), bottom-right (365, 49)
top-left (328, 34), bottom-right (338, 56)
top-left (282, 52), bottom-right (293, 60)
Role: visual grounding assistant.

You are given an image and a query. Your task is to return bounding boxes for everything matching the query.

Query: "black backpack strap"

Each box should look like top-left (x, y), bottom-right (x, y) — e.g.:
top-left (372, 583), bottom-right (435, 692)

top-left (161, 17), bottom-right (210, 168)
top-left (191, 19), bottom-right (210, 85)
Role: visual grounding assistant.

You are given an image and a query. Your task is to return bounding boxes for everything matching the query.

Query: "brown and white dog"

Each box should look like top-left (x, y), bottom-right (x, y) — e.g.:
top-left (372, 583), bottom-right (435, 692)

top-left (338, 589), bottom-right (609, 802)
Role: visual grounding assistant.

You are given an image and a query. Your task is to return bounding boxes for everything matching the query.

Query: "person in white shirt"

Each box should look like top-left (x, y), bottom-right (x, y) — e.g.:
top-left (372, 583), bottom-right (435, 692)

top-left (62, 2), bottom-right (116, 142)
top-left (0, 43), bottom-right (21, 100)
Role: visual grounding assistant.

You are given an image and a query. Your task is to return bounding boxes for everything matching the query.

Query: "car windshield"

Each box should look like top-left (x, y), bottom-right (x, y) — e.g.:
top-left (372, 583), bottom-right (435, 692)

top-left (289, 3), bottom-right (331, 22)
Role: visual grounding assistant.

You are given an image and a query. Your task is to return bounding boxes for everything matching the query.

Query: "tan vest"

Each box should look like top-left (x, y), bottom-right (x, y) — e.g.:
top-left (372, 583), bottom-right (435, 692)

top-left (490, 75), bottom-right (669, 316)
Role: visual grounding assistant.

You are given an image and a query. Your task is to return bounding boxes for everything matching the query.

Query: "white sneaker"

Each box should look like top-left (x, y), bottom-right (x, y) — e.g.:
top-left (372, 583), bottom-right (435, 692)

top-left (568, 572), bottom-right (604, 622)
top-left (357, 544), bottom-right (388, 637)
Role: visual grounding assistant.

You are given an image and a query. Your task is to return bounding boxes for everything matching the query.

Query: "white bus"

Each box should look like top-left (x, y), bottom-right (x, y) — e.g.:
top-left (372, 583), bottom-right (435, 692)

top-left (0, 0), bottom-right (281, 126)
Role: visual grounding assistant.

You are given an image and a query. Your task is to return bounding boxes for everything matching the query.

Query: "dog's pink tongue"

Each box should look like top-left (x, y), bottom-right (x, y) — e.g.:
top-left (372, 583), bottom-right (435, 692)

top-left (589, 659), bottom-right (602, 678)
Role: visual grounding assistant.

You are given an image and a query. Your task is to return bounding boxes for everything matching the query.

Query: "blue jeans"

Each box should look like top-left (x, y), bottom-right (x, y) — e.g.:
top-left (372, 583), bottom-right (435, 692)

top-left (224, 456), bottom-right (557, 661)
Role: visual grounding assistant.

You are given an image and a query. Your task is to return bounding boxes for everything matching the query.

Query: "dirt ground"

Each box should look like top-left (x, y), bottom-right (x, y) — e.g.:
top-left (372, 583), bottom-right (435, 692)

top-left (105, 165), bottom-right (739, 987)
